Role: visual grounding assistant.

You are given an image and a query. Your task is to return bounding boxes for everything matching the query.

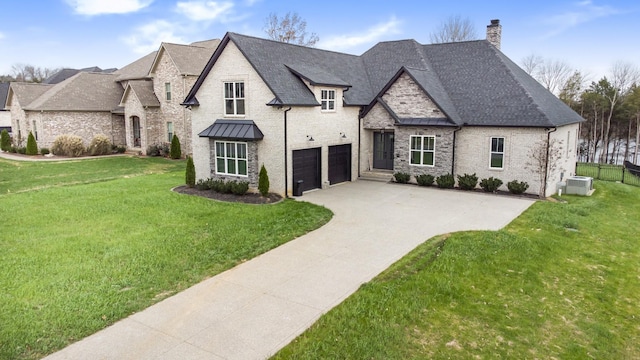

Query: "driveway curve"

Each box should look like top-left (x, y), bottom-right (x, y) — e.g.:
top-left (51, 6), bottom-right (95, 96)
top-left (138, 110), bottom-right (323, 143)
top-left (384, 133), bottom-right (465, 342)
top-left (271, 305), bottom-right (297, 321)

top-left (44, 180), bottom-right (534, 360)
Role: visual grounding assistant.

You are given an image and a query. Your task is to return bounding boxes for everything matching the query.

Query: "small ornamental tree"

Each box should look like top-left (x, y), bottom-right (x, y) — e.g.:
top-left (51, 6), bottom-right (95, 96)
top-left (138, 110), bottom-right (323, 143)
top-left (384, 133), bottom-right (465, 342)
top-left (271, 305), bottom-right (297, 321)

top-left (170, 134), bottom-right (181, 159)
top-left (26, 131), bottom-right (38, 155)
top-left (185, 156), bottom-right (195, 187)
top-left (258, 164), bottom-right (270, 196)
top-left (0, 129), bottom-right (10, 151)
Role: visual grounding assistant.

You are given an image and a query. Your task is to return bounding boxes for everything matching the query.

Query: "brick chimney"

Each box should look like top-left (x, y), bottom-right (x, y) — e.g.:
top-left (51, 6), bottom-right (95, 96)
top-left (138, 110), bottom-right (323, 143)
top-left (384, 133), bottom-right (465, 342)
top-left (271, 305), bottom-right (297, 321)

top-left (486, 19), bottom-right (502, 49)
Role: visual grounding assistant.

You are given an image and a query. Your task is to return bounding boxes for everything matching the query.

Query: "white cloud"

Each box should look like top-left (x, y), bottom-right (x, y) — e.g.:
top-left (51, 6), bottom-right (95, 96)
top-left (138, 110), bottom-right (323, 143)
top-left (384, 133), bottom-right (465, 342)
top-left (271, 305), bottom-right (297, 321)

top-left (542, 0), bottom-right (621, 37)
top-left (318, 16), bottom-right (402, 51)
top-left (175, 1), bottom-right (234, 21)
top-left (122, 20), bottom-right (185, 54)
top-left (66, 0), bottom-right (153, 15)
top-left (0, 32), bottom-right (5, 40)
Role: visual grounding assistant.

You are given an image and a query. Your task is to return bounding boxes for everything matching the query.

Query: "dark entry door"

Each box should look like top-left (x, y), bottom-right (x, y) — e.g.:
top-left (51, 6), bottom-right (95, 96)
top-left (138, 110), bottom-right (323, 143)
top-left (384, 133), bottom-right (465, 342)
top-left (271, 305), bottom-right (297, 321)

top-left (132, 116), bottom-right (141, 147)
top-left (293, 148), bottom-right (321, 192)
top-left (373, 131), bottom-right (394, 170)
top-left (328, 144), bottom-right (351, 185)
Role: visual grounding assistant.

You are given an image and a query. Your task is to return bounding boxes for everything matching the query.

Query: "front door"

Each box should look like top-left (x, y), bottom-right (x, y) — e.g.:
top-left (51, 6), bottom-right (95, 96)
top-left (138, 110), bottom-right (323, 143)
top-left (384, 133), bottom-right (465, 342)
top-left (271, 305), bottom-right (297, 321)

top-left (373, 131), bottom-right (394, 170)
top-left (132, 116), bottom-right (141, 147)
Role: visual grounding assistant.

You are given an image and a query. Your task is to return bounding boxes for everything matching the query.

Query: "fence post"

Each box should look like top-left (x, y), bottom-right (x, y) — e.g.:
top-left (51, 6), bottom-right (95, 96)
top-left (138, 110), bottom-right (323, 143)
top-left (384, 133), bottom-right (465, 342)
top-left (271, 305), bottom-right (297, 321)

top-left (622, 167), bottom-right (625, 184)
top-left (597, 164), bottom-right (601, 179)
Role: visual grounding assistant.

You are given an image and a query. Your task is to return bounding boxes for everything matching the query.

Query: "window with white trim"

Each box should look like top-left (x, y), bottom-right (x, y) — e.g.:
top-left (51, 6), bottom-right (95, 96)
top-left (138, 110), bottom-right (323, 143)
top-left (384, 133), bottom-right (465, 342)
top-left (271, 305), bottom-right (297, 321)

top-left (165, 82), bottom-right (172, 101)
top-left (410, 135), bottom-right (435, 166)
top-left (167, 122), bottom-right (174, 142)
top-left (215, 141), bottom-right (248, 176)
top-left (32, 120), bottom-right (38, 141)
top-left (224, 82), bottom-right (245, 116)
top-left (321, 89), bottom-right (335, 111)
top-left (490, 137), bottom-right (505, 169)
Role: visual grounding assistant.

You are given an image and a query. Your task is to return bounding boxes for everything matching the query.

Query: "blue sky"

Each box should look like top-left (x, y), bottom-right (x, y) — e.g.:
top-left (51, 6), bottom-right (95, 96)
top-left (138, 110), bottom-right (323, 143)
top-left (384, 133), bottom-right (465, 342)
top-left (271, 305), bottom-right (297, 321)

top-left (0, 0), bottom-right (638, 82)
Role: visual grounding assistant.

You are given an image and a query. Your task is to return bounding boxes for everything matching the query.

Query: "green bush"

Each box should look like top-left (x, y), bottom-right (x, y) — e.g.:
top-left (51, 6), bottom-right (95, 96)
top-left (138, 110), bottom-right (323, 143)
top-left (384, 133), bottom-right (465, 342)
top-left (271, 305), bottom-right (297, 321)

top-left (507, 180), bottom-right (529, 195)
top-left (170, 135), bottom-right (181, 159)
top-left (195, 178), bottom-right (210, 190)
top-left (259, 164), bottom-right (270, 196)
top-left (416, 174), bottom-right (435, 187)
top-left (52, 134), bottom-right (85, 157)
top-left (9, 146), bottom-right (17, 153)
top-left (147, 143), bottom-right (170, 157)
top-left (0, 129), bottom-right (10, 151)
top-left (115, 145), bottom-right (127, 154)
top-left (88, 135), bottom-right (111, 156)
top-left (480, 177), bottom-right (503, 192)
top-left (40, 148), bottom-right (50, 156)
top-left (457, 173), bottom-right (478, 190)
top-left (185, 156), bottom-right (196, 187)
top-left (16, 147), bottom-right (26, 154)
top-left (394, 172), bottom-right (411, 184)
top-left (26, 132), bottom-right (38, 155)
top-left (231, 181), bottom-right (250, 195)
top-left (436, 174), bottom-right (455, 188)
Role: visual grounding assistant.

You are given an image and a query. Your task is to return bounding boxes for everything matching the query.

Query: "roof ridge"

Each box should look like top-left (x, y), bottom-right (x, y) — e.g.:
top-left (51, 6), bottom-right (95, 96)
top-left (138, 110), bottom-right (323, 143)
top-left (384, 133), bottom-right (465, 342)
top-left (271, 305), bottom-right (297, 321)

top-left (228, 32), bottom-right (361, 58)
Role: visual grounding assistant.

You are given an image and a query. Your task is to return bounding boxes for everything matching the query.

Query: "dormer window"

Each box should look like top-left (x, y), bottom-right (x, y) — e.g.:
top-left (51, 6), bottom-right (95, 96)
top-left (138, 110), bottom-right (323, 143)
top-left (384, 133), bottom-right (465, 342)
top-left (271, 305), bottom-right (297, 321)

top-left (321, 89), bottom-right (335, 112)
top-left (224, 81), bottom-right (245, 116)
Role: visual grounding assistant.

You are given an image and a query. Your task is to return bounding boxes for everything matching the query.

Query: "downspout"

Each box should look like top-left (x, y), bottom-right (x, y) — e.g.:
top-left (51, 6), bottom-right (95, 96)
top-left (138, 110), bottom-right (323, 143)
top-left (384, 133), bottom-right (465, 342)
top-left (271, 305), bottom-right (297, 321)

top-left (283, 107), bottom-right (292, 198)
top-left (358, 107), bottom-right (363, 177)
top-left (543, 127), bottom-right (558, 198)
top-left (451, 126), bottom-right (462, 176)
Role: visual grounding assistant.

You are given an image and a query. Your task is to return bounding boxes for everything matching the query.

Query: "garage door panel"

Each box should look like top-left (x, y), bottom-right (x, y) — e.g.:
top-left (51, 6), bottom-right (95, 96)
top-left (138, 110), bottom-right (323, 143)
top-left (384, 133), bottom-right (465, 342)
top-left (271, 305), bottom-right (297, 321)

top-left (293, 148), bottom-right (321, 192)
top-left (328, 144), bottom-right (351, 185)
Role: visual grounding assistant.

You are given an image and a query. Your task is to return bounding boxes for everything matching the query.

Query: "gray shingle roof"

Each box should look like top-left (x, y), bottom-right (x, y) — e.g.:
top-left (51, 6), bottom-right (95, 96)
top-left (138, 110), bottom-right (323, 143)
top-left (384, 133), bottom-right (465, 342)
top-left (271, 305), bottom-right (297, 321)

top-left (44, 66), bottom-right (115, 84)
top-left (115, 51), bottom-right (157, 82)
top-left (198, 119), bottom-right (264, 140)
top-left (152, 41), bottom-right (220, 76)
top-left (25, 72), bottom-right (123, 112)
top-left (0, 83), bottom-right (9, 109)
top-left (122, 80), bottom-right (160, 107)
top-left (7, 83), bottom-right (54, 108)
top-left (185, 33), bottom-right (584, 128)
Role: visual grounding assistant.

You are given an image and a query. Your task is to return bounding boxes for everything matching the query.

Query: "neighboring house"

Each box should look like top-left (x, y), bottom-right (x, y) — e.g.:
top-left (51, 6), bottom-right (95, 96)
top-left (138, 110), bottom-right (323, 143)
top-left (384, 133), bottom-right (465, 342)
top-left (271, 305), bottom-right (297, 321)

top-left (0, 83), bottom-right (10, 134)
top-left (184, 20), bottom-right (583, 197)
top-left (3, 39), bottom-right (219, 155)
top-left (6, 73), bottom-right (125, 148)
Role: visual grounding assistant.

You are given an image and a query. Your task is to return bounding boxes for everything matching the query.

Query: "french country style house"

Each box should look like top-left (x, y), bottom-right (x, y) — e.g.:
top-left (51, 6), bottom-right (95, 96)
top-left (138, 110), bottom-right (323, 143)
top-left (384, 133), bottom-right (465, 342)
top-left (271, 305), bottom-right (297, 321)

top-left (183, 20), bottom-right (583, 197)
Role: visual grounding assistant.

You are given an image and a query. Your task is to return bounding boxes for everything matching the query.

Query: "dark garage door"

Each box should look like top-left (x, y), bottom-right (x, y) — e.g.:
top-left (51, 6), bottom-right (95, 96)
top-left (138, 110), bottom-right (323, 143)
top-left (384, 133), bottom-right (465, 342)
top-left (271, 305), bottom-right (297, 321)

top-left (293, 148), bottom-right (321, 192)
top-left (328, 144), bottom-right (351, 185)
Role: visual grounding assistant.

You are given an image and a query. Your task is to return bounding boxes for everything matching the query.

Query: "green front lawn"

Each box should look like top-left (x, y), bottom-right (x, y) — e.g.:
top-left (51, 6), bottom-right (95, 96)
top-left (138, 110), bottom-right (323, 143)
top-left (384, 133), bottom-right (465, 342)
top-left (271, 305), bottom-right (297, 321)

top-left (274, 181), bottom-right (640, 359)
top-left (0, 157), bottom-right (332, 360)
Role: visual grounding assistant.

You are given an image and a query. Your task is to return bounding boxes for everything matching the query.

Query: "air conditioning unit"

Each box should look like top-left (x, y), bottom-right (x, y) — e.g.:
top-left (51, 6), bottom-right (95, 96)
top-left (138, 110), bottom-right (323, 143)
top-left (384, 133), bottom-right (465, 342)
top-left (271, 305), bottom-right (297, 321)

top-left (565, 176), bottom-right (594, 196)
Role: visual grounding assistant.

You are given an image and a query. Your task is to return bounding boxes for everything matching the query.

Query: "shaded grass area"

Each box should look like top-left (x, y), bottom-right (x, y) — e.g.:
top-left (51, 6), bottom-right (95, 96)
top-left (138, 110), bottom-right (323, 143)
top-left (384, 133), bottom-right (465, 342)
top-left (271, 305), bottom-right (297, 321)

top-left (0, 158), bottom-right (332, 360)
top-left (274, 181), bottom-right (640, 359)
top-left (0, 156), bottom-right (184, 194)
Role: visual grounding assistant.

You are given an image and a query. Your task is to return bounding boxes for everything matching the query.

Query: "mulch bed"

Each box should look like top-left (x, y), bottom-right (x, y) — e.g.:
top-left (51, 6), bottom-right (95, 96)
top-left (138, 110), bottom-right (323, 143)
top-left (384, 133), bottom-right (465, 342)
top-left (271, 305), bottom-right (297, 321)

top-left (173, 185), bottom-right (283, 204)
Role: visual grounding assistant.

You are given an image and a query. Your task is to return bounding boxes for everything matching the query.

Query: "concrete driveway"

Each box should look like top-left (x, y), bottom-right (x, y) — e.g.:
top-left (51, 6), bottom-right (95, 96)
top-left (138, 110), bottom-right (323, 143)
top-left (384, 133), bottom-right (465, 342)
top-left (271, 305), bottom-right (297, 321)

top-left (44, 180), bottom-right (534, 360)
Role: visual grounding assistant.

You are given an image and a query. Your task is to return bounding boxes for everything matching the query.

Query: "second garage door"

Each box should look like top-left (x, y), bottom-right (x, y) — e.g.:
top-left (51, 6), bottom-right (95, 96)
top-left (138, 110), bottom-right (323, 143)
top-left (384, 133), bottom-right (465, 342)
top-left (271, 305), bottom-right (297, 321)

top-left (292, 148), bottom-right (321, 192)
top-left (328, 144), bottom-right (351, 185)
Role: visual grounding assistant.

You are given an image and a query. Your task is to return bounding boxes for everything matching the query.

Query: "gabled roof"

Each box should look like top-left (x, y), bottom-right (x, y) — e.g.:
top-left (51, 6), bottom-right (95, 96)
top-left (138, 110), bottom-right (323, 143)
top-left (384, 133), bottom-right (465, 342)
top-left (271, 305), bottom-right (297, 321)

top-left (0, 83), bottom-right (9, 110)
top-left (115, 51), bottom-right (157, 82)
top-left (150, 40), bottom-right (220, 76)
top-left (185, 32), bottom-right (584, 128)
top-left (6, 82), bottom-right (54, 108)
top-left (120, 80), bottom-right (160, 107)
top-left (25, 72), bottom-right (123, 112)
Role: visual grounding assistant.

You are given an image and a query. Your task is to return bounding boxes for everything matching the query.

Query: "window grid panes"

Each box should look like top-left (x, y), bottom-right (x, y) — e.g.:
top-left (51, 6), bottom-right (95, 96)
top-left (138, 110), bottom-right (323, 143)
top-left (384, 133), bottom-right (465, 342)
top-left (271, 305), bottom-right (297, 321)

top-left (321, 90), bottom-right (336, 111)
top-left (490, 137), bottom-right (505, 169)
top-left (167, 122), bottom-right (174, 142)
top-left (410, 135), bottom-right (435, 166)
top-left (165, 82), bottom-right (171, 101)
top-left (215, 141), bottom-right (248, 176)
top-left (224, 82), bottom-right (245, 116)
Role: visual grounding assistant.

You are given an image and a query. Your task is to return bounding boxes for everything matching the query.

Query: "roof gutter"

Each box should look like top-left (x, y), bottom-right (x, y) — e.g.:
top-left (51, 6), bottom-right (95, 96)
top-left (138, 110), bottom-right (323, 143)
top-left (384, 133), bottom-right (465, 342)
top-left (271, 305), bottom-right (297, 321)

top-left (543, 127), bottom-right (557, 198)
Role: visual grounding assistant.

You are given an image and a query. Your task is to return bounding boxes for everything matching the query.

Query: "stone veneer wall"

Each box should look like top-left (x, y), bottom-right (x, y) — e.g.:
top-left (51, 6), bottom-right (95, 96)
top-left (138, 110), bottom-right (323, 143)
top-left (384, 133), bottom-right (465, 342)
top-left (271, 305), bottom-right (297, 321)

top-left (394, 126), bottom-right (455, 178)
top-left (207, 140), bottom-right (259, 188)
top-left (382, 73), bottom-right (446, 118)
top-left (28, 111), bottom-right (125, 149)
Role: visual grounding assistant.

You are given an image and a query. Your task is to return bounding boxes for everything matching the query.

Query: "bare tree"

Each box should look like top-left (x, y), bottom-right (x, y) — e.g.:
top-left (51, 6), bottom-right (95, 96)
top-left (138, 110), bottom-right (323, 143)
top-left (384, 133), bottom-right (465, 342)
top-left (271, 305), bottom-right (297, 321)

top-left (525, 138), bottom-right (564, 198)
top-left (263, 12), bottom-right (319, 47)
top-left (429, 15), bottom-right (478, 43)
top-left (538, 59), bottom-right (572, 95)
top-left (11, 63), bottom-right (60, 83)
top-left (521, 54), bottom-right (543, 76)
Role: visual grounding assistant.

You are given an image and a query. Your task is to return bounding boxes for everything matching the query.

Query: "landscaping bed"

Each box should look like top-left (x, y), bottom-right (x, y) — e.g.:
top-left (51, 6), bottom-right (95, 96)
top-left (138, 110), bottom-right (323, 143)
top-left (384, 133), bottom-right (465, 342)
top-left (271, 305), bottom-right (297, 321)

top-left (173, 185), bottom-right (282, 204)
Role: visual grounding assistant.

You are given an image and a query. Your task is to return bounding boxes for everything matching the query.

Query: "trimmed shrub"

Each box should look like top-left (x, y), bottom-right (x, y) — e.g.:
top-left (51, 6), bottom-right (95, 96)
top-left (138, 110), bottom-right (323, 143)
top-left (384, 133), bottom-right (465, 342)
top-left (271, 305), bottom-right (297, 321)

top-left (16, 147), bottom-right (26, 154)
top-left (480, 177), bottom-right (503, 192)
top-left (52, 134), bottom-right (85, 157)
top-left (0, 129), bottom-right (10, 151)
top-left (88, 135), bottom-right (111, 156)
top-left (170, 135), bottom-right (181, 159)
top-left (457, 173), bottom-right (478, 190)
top-left (147, 143), bottom-right (170, 157)
top-left (507, 180), bottom-right (529, 195)
top-left (231, 181), bottom-right (249, 195)
top-left (436, 174), bottom-right (455, 188)
top-left (393, 172), bottom-right (411, 184)
top-left (40, 148), bottom-right (50, 156)
top-left (210, 179), bottom-right (225, 193)
top-left (185, 156), bottom-right (196, 187)
top-left (258, 164), bottom-right (270, 196)
top-left (9, 146), bottom-right (17, 153)
top-left (115, 145), bottom-right (127, 154)
top-left (26, 132), bottom-right (38, 155)
top-left (416, 174), bottom-right (435, 187)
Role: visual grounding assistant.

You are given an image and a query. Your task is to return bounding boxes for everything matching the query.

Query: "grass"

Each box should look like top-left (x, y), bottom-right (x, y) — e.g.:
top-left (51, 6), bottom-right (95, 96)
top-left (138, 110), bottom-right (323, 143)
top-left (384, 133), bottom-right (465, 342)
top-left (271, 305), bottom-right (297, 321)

top-left (577, 162), bottom-right (640, 186)
top-left (0, 156), bottom-right (332, 360)
top-left (274, 181), bottom-right (640, 359)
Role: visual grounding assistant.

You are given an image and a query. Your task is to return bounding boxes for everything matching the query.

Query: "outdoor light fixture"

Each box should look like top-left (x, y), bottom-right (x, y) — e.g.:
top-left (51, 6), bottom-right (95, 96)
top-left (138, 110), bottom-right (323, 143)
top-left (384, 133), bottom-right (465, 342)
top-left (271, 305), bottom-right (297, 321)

top-left (307, 135), bottom-right (314, 141)
top-left (340, 132), bottom-right (346, 138)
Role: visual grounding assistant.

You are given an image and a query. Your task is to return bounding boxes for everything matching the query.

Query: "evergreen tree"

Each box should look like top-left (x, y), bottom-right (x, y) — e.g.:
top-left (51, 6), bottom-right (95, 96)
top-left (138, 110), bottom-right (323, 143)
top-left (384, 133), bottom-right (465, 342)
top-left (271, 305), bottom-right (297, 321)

top-left (0, 129), bottom-right (10, 151)
top-left (258, 164), bottom-right (270, 196)
top-left (26, 131), bottom-right (38, 155)
top-left (185, 156), bottom-right (195, 187)
top-left (170, 134), bottom-right (181, 159)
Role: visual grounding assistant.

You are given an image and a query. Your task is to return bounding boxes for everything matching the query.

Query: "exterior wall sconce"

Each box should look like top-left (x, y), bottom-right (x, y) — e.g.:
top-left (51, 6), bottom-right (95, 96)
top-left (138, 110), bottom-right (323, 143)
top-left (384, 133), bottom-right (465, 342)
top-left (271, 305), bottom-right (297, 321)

top-left (307, 135), bottom-right (314, 141)
top-left (340, 132), bottom-right (346, 138)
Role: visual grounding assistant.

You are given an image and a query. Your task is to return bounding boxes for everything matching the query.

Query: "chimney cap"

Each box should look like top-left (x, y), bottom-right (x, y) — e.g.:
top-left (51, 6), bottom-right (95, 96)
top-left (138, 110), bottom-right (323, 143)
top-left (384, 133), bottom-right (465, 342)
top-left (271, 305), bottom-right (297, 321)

top-left (489, 19), bottom-right (500, 26)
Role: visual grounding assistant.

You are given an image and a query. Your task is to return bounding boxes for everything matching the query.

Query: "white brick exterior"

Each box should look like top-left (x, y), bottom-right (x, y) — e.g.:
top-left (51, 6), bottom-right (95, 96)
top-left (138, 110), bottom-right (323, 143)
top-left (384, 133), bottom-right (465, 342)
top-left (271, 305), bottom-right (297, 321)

top-left (190, 41), bottom-right (360, 196)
